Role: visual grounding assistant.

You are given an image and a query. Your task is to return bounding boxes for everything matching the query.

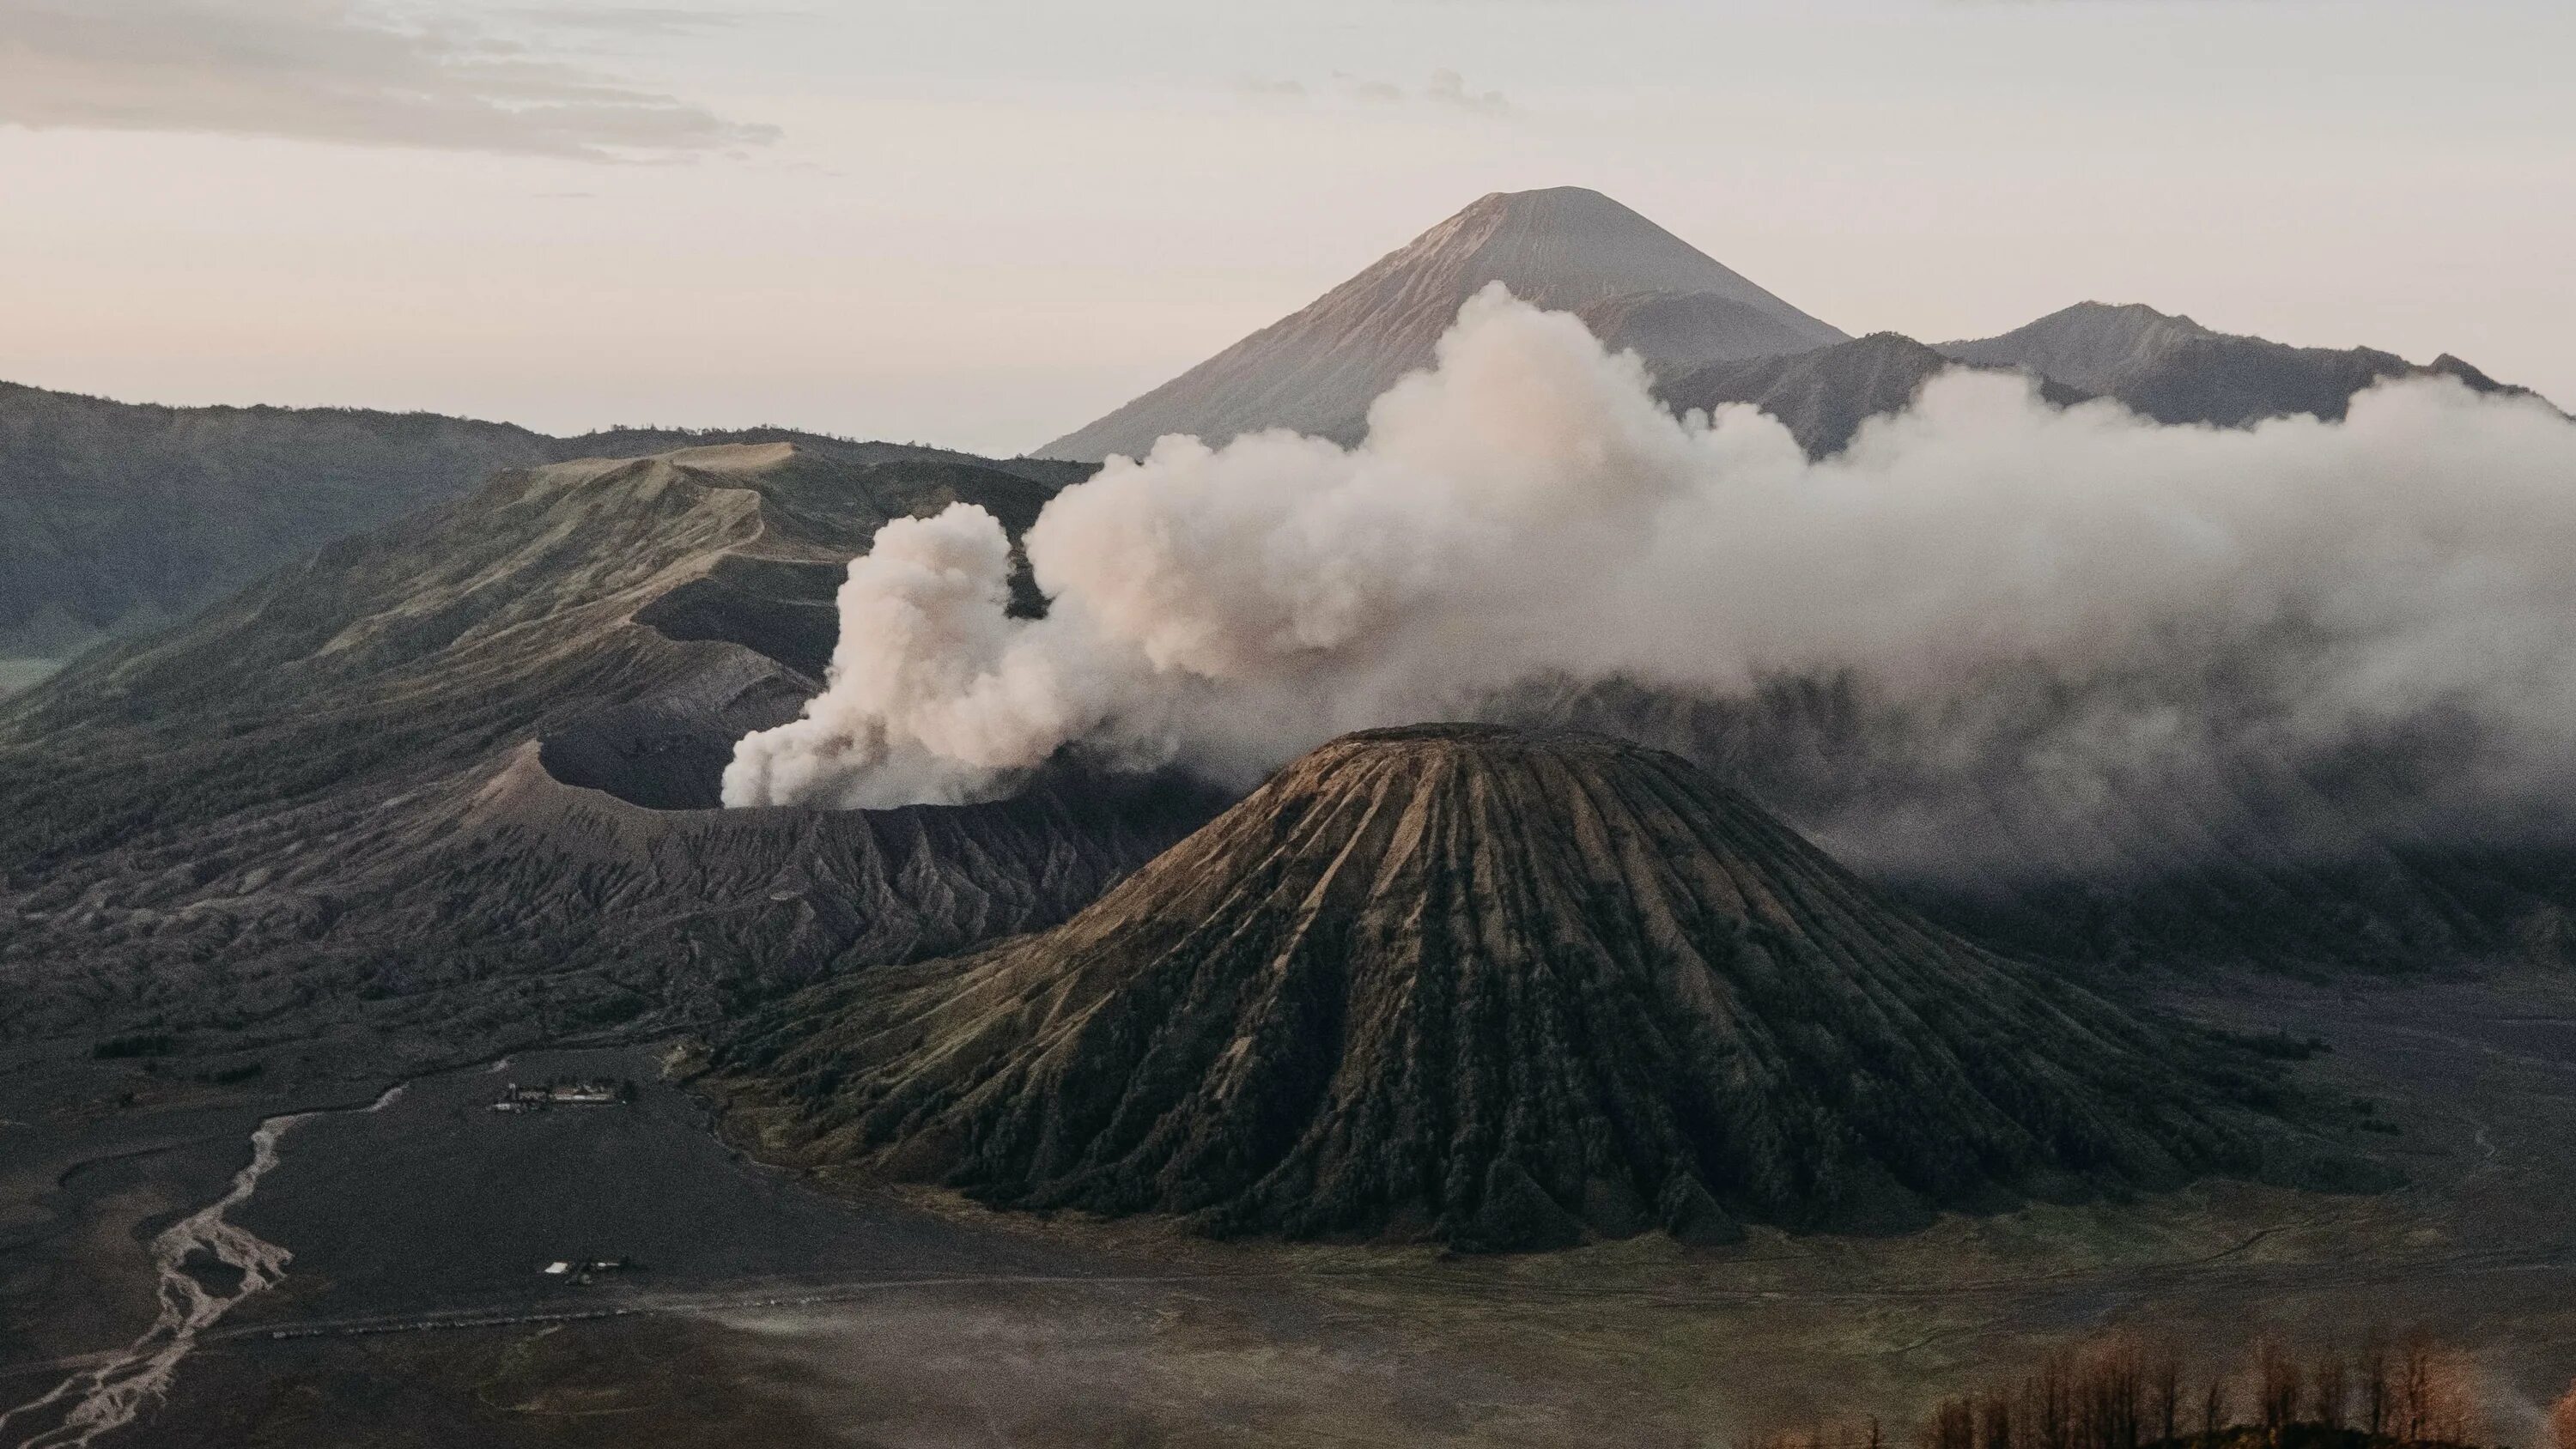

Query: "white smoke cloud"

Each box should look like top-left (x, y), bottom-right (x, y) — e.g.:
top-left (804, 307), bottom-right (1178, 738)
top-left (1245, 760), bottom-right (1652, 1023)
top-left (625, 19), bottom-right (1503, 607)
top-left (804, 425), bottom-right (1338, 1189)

top-left (724, 284), bottom-right (2576, 869)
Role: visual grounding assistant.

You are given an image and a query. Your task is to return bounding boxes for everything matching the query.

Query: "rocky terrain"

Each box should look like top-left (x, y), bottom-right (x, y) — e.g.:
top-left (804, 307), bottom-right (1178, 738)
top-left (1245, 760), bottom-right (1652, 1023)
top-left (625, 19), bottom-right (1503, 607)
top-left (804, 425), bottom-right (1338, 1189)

top-left (0, 442), bottom-right (1203, 1079)
top-left (1039, 186), bottom-right (1847, 460)
top-left (715, 725), bottom-right (2365, 1251)
top-left (0, 377), bottom-right (1058, 670)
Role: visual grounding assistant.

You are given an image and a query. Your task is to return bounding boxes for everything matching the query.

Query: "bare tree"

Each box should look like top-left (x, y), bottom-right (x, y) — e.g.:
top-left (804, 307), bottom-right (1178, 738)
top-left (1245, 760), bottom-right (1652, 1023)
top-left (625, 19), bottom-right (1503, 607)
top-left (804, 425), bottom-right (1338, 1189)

top-left (2202, 1369), bottom-right (2233, 1447)
top-left (2420, 1349), bottom-right (2478, 1446)
top-left (1925, 1397), bottom-right (1977, 1449)
top-left (2390, 1333), bottom-right (2482, 1446)
top-left (2150, 1348), bottom-right (2184, 1447)
top-left (2082, 1340), bottom-right (2145, 1449)
top-left (2358, 1331), bottom-right (2392, 1440)
top-left (2039, 1352), bottom-right (2077, 1449)
top-left (2311, 1349), bottom-right (2350, 1432)
top-left (2256, 1338), bottom-right (2301, 1435)
top-left (1979, 1390), bottom-right (2013, 1449)
top-left (2398, 1332), bottom-right (2435, 1443)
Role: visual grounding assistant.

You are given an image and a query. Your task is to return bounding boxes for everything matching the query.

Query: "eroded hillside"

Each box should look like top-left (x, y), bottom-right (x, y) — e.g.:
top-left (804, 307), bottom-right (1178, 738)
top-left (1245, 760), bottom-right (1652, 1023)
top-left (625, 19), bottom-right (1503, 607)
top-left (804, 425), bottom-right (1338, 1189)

top-left (716, 725), bottom-right (2376, 1250)
top-left (0, 444), bottom-right (1210, 1073)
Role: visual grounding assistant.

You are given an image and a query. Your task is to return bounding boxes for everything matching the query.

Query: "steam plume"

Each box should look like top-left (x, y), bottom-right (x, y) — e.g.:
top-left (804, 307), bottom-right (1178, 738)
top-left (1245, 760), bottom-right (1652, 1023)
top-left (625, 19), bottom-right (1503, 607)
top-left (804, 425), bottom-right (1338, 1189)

top-left (723, 285), bottom-right (2576, 876)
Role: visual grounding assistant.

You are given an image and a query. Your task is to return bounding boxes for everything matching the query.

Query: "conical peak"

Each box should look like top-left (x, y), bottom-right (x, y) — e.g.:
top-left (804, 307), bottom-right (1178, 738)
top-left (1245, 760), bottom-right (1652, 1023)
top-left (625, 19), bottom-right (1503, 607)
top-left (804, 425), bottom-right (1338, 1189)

top-left (719, 723), bottom-right (2324, 1251)
top-left (1461, 185), bottom-right (1643, 223)
top-left (1230, 724), bottom-right (1748, 865)
top-left (1295, 719), bottom-right (1661, 770)
top-left (1406, 188), bottom-right (1765, 307)
top-left (1038, 188), bottom-right (1844, 460)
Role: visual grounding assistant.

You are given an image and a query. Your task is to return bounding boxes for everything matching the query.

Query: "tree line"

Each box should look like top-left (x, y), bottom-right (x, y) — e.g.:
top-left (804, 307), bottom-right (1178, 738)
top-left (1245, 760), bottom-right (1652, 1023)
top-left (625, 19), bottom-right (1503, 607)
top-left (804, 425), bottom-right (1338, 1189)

top-left (1739, 1332), bottom-right (2574, 1449)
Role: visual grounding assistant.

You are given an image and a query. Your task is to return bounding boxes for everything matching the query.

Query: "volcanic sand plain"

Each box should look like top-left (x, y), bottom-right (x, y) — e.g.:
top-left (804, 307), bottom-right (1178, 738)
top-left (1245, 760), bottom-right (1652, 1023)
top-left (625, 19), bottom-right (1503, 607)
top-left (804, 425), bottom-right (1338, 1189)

top-left (2, 967), bottom-right (2571, 1449)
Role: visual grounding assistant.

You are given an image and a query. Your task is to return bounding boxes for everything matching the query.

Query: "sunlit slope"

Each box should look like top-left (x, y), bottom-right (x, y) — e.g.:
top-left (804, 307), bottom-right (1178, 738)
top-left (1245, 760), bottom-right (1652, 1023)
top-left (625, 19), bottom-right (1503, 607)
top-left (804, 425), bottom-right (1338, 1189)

top-left (0, 375), bottom-right (1053, 664)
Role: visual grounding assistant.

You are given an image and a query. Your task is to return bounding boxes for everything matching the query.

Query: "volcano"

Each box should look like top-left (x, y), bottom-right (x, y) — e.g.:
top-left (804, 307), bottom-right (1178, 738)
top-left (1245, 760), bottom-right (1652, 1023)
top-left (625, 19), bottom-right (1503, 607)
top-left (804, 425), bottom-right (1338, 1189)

top-left (719, 725), bottom-right (2328, 1251)
top-left (1038, 187), bottom-right (1844, 461)
top-left (0, 441), bottom-right (1211, 1067)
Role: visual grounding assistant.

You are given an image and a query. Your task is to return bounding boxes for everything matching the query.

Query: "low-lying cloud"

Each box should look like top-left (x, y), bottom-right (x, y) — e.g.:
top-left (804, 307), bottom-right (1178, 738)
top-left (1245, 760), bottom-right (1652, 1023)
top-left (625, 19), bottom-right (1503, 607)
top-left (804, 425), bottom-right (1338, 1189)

top-left (724, 285), bottom-right (2576, 882)
top-left (0, 0), bottom-right (778, 161)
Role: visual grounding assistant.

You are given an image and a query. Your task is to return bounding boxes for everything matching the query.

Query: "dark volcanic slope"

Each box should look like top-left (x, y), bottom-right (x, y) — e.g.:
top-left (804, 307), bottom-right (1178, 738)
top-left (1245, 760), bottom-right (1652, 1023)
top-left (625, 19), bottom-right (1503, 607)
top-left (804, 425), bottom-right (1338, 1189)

top-left (1939, 302), bottom-right (2551, 426)
top-left (720, 725), bottom-right (2324, 1251)
top-left (1040, 187), bottom-right (1844, 460)
top-left (1662, 332), bottom-right (2093, 457)
top-left (0, 442), bottom-right (1206, 1069)
top-left (0, 378), bottom-right (1078, 662)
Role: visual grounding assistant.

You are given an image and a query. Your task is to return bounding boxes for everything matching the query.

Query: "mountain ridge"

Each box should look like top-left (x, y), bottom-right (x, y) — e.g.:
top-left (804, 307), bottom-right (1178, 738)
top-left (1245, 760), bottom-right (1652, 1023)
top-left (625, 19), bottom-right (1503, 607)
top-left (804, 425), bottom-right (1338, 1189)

top-left (1662, 330), bottom-right (2094, 457)
top-left (1938, 300), bottom-right (2550, 425)
top-left (0, 378), bottom-right (1078, 678)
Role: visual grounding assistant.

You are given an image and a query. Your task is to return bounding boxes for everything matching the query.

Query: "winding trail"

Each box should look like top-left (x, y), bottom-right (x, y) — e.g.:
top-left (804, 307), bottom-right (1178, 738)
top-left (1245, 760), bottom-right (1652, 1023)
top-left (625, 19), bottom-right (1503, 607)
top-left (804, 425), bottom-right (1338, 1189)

top-left (0, 1086), bottom-right (406, 1449)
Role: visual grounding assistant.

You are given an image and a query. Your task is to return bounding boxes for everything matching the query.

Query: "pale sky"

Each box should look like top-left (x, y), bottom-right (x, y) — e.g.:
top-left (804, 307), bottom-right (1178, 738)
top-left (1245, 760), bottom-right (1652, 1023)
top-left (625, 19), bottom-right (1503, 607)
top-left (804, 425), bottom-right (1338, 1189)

top-left (3, 0), bottom-right (2569, 457)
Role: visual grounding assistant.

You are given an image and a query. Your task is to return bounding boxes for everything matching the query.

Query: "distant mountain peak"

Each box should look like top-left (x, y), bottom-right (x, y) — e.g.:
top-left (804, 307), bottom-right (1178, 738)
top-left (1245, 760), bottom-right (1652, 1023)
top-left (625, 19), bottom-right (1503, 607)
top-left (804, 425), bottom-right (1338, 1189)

top-left (1941, 301), bottom-right (2235, 399)
top-left (1391, 185), bottom-right (1798, 312)
top-left (1661, 330), bottom-right (2093, 459)
top-left (1457, 185), bottom-right (1633, 220)
top-left (2049, 300), bottom-right (2214, 335)
top-left (1942, 300), bottom-right (2545, 426)
top-left (1474, 183), bottom-right (1625, 208)
top-left (1038, 189), bottom-right (1845, 460)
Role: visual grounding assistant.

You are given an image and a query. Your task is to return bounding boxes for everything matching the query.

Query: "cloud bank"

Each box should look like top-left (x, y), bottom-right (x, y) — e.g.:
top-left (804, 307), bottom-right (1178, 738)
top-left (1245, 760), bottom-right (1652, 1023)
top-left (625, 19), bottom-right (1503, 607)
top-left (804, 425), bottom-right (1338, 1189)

top-left (724, 286), bottom-right (2576, 877)
top-left (1248, 70), bottom-right (1514, 114)
top-left (0, 1), bottom-right (777, 161)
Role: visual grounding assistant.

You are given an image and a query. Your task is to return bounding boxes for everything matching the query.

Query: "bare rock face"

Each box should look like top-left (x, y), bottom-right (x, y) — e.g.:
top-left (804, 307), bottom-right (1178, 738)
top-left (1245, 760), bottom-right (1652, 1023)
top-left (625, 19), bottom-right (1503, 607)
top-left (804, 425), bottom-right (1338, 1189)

top-left (1039, 187), bottom-right (1845, 461)
top-left (720, 725), bottom-right (2327, 1251)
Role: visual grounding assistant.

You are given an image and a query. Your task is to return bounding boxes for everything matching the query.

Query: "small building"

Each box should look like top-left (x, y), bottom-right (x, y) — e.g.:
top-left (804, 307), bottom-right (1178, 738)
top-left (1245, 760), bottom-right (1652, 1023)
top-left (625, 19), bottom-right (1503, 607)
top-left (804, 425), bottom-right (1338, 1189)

top-left (492, 1078), bottom-right (630, 1112)
top-left (540, 1258), bottom-right (632, 1286)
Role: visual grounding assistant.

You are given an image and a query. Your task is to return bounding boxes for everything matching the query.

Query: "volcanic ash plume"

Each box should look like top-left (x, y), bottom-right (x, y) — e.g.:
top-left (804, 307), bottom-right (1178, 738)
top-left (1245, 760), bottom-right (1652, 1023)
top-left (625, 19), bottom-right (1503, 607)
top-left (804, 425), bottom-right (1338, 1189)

top-left (721, 283), bottom-right (2576, 858)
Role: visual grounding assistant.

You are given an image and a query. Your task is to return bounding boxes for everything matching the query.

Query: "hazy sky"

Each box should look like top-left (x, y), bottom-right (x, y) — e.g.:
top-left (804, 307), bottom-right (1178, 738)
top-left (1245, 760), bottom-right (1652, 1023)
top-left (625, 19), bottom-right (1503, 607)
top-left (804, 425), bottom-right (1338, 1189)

top-left (3, 0), bottom-right (2569, 456)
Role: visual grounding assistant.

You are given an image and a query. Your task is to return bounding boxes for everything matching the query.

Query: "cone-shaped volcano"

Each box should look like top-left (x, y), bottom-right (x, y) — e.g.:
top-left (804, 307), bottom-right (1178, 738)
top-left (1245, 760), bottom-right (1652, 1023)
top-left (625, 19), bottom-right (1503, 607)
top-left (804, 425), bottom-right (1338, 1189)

top-left (719, 725), bottom-right (2317, 1250)
top-left (1038, 187), bottom-right (1844, 460)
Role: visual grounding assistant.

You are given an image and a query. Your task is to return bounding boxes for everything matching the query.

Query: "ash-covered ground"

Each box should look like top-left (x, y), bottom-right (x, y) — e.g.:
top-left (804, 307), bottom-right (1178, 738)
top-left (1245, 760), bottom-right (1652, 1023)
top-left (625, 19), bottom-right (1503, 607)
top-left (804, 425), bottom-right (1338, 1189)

top-left (2, 968), bottom-right (2570, 1448)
